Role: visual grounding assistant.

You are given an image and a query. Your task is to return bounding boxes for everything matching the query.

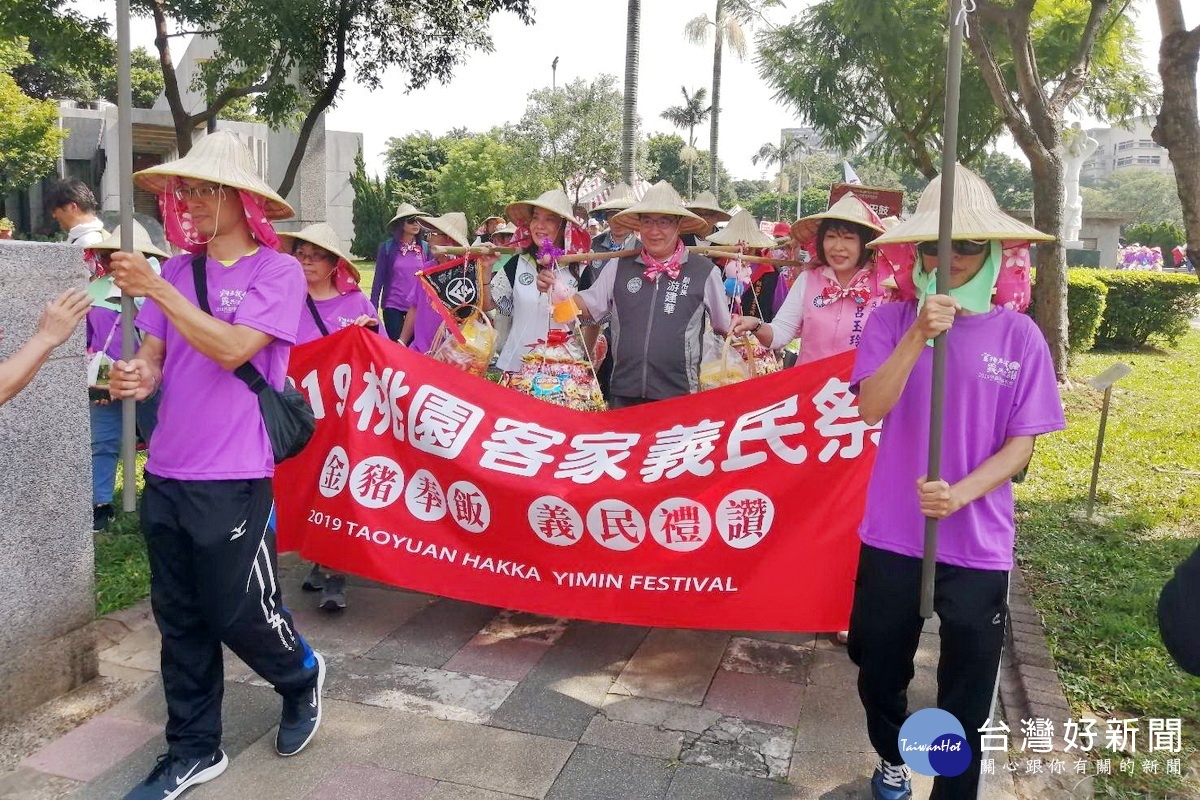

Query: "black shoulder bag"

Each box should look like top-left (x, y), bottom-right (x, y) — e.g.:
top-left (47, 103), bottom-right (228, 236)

top-left (1159, 543), bottom-right (1200, 676)
top-left (191, 255), bottom-right (315, 463)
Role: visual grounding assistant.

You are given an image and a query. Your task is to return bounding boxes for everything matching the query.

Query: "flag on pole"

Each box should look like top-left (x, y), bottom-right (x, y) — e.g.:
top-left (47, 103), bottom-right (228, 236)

top-left (843, 161), bottom-right (862, 185)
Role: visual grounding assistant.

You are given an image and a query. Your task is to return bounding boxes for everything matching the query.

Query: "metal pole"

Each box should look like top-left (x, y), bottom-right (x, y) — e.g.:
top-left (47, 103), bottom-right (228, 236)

top-left (920, 2), bottom-right (966, 619)
top-left (117, 0), bottom-right (137, 513)
top-left (1086, 385), bottom-right (1113, 519)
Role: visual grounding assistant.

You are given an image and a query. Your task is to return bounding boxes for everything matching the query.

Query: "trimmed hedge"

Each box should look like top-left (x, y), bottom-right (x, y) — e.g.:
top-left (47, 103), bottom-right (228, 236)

top-left (1066, 269), bottom-right (1108, 352)
top-left (1028, 269), bottom-right (1109, 353)
top-left (1090, 269), bottom-right (1200, 348)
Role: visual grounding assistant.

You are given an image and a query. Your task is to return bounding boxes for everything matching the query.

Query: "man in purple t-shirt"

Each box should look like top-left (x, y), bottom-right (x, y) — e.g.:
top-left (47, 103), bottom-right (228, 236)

top-left (846, 166), bottom-right (1065, 800)
top-left (107, 131), bottom-right (325, 800)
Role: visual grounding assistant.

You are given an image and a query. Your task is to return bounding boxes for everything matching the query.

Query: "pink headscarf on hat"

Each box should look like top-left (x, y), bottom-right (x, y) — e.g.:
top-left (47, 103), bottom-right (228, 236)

top-left (508, 220), bottom-right (592, 258)
top-left (878, 240), bottom-right (1034, 311)
top-left (159, 177), bottom-right (281, 253)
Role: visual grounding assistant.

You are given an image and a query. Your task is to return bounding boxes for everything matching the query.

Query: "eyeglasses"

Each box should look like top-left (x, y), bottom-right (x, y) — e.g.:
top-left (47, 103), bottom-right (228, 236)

top-left (294, 247), bottom-right (335, 263)
top-left (640, 216), bottom-right (680, 230)
top-left (174, 184), bottom-right (227, 201)
top-left (917, 239), bottom-right (989, 257)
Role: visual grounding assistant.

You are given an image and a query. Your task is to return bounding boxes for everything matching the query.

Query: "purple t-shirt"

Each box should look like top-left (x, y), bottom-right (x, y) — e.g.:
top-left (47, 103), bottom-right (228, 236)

top-left (384, 248), bottom-right (425, 312)
top-left (87, 307), bottom-right (122, 361)
top-left (850, 302), bottom-right (1065, 570)
top-left (405, 268), bottom-right (445, 354)
top-left (296, 290), bottom-right (380, 345)
top-left (137, 248), bottom-right (305, 480)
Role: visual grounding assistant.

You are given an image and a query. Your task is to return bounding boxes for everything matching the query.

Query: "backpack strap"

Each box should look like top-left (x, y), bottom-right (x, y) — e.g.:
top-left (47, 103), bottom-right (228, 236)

top-left (501, 253), bottom-right (522, 293)
top-left (190, 253), bottom-right (269, 394)
top-left (305, 295), bottom-right (331, 337)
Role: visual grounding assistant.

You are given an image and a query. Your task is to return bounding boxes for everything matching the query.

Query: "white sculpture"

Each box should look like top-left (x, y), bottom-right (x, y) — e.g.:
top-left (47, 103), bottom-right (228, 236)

top-left (1062, 122), bottom-right (1098, 245)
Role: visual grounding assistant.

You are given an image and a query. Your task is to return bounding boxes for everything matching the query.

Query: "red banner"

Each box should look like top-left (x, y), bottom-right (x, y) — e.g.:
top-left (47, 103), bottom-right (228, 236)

top-left (277, 328), bottom-right (880, 631)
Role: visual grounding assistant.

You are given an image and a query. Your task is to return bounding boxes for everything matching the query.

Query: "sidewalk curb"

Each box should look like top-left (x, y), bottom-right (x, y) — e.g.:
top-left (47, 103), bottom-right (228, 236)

top-left (1000, 564), bottom-right (1093, 798)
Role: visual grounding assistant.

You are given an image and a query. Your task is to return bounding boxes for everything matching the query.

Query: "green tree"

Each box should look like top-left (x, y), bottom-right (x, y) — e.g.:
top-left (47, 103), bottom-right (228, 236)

top-left (684, 0), bottom-right (782, 195)
top-left (1080, 170), bottom-right (1185, 228)
top-left (660, 86), bottom-right (711, 196)
top-left (965, 0), bottom-right (1156, 376)
top-left (1124, 221), bottom-right (1186, 254)
top-left (733, 178), bottom-right (770, 199)
top-left (757, 0), bottom-right (1004, 178)
top-left (98, 46), bottom-right (164, 109)
top-left (136, 0), bottom-right (532, 197)
top-left (348, 150), bottom-right (398, 258)
top-left (751, 135), bottom-right (808, 220)
top-left (1151, 0), bottom-right (1200, 268)
top-left (975, 151), bottom-right (1033, 211)
top-left (383, 130), bottom-right (466, 214)
top-left (0, 39), bottom-right (67, 201)
top-left (435, 129), bottom-right (555, 228)
top-left (0, 0), bottom-right (112, 102)
top-left (644, 132), bottom-right (734, 206)
top-left (518, 75), bottom-right (624, 204)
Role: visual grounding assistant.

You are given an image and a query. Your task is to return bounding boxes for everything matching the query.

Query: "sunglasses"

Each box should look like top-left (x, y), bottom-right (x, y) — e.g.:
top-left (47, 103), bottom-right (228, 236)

top-left (917, 239), bottom-right (989, 257)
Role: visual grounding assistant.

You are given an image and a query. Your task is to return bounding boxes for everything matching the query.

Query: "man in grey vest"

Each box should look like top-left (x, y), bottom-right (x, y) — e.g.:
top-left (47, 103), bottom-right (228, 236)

top-left (537, 181), bottom-right (731, 408)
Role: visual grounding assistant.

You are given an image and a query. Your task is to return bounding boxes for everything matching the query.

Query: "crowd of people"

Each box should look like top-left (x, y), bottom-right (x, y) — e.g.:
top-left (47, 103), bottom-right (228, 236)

top-left (0, 129), bottom-right (1069, 800)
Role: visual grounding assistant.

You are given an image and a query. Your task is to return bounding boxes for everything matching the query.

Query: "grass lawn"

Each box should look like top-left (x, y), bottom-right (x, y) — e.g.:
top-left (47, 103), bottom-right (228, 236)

top-left (1015, 328), bottom-right (1200, 798)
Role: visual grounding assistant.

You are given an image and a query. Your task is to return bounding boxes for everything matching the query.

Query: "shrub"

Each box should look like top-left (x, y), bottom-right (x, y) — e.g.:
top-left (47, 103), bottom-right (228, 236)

top-left (1091, 269), bottom-right (1200, 348)
top-left (1066, 270), bottom-right (1108, 352)
top-left (349, 150), bottom-right (398, 259)
top-left (1028, 269), bottom-right (1109, 353)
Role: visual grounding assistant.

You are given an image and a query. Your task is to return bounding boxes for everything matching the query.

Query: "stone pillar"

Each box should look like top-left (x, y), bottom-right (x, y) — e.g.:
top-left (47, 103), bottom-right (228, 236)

top-left (0, 241), bottom-right (97, 724)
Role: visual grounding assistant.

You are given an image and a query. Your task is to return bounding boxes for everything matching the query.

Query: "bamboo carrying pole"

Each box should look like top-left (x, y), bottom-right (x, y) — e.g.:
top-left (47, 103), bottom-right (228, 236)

top-left (117, 0), bottom-right (137, 513)
top-left (919, 2), bottom-right (968, 619)
top-left (430, 244), bottom-right (803, 267)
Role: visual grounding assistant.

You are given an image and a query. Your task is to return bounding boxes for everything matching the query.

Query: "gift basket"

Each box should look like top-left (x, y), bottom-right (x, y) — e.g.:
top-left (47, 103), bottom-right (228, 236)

top-left (505, 329), bottom-right (606, 411)
top-left (699, 332), bottom-right (752, 390)
top-left (428, 307), bottom-right (497, 377)
top-left (732, 336), bottom-right (783, 377)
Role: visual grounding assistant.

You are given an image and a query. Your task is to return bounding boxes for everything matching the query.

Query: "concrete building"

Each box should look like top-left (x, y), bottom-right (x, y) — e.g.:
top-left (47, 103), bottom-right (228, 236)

top-left (1080, 116), bottom-right (1173, 183)
top-left (11, 35), bottom-right (361, 247)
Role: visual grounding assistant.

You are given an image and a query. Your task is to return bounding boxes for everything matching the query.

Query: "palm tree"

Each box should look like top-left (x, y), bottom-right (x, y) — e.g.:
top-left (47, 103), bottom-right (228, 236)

top-left (751, 135), bottom-right (807, 220)
top-left (684, 0), bottom-right (780, 196)
top-left (621, 0), bottom-right (641, 185)
top-left (661, 86), bottom-right (711, 196)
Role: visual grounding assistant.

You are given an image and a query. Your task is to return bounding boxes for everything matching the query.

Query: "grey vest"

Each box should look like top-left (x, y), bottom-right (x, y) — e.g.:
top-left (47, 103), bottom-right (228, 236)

top-left (609, 253), bottom-right (717, 400)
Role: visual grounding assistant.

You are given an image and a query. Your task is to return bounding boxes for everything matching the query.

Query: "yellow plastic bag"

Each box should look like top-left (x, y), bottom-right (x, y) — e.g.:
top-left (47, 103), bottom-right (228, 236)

top-left (699, 333), bottom-right (751, 390)
top-left (429, 308), bottom-right (497, 377)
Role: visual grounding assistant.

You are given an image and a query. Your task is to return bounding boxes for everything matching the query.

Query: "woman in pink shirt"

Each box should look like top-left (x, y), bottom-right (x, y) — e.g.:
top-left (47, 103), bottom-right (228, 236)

top-left (732, 193), bottom-right (892, 364)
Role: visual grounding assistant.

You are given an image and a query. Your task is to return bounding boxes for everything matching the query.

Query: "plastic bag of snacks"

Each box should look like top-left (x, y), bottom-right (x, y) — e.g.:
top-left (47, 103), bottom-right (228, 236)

top-left (505, 330), bottom-right (606, 411)
top-left (732, 335), bottom-right (783, 377)
top-left (699, 333), bottom-right (751, 390)
top-left (429, 308), bottom-right (497, 377)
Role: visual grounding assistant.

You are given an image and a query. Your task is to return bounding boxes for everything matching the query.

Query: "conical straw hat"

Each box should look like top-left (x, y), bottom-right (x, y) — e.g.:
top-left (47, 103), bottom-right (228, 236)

top-left (277, 222), bottom-right (359, 282)
top-left (506, 188), bottom-right (575, 227)
top-left (387, 202), bottom-right (430, 227)
top-left (706, 210), bottom-right (776, 249)
top-left (871, 164), bottom-right (1054, 246)
top-left (133, 130), bottom-right (293, 220)
top-left (90, 221), bottom-right (170, 260)
top-left (791, 192), bottom-right (886, 245)
top-left (686, 190), bottom-right (731, 222)
top-left (419, 212), bottom-right (471, 248)
top-left (611, 181), bottom-right (708, 235)
top-left (593, 183), bottom-right (637, 213)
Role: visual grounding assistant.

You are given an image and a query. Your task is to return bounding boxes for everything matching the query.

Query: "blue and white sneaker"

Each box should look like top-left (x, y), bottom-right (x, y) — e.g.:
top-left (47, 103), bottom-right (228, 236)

top-left (871, 757), bottom-right (912, 800)
top-left (276, 651), bottom-right (325, 756)
top-left (124, 750), bottom-right (227, 800)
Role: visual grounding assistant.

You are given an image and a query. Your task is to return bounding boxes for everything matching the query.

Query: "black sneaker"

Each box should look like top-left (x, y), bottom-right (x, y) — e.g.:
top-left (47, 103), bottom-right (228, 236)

top-left (276, 651), bottom-right (325, 756)
top-left (92, 503), bottom-right (115, 533)
top-left (124, 750), bottom-right (227, 800)
top-left (319, 574), bottom-right (346, 611)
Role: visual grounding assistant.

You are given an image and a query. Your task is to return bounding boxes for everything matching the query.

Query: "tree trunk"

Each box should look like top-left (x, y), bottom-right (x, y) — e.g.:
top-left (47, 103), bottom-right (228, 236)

top-left (1028, 147), bottom-right (1069, 377)
top-left (1151, 2), bottom-right (1200, 262)
top-left (708, 0), bottom-right (724, 197)
top-left (150, 1), bottom-right (194, 156)
top-left (621, 0), bottom-right (640, 185)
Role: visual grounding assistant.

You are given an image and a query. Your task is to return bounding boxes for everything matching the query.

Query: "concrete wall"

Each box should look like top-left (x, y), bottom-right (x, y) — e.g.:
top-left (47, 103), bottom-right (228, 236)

top-left (0, 242), bottom-right (97, 723)
top-left (326, 130), bottom-right (362, 250)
